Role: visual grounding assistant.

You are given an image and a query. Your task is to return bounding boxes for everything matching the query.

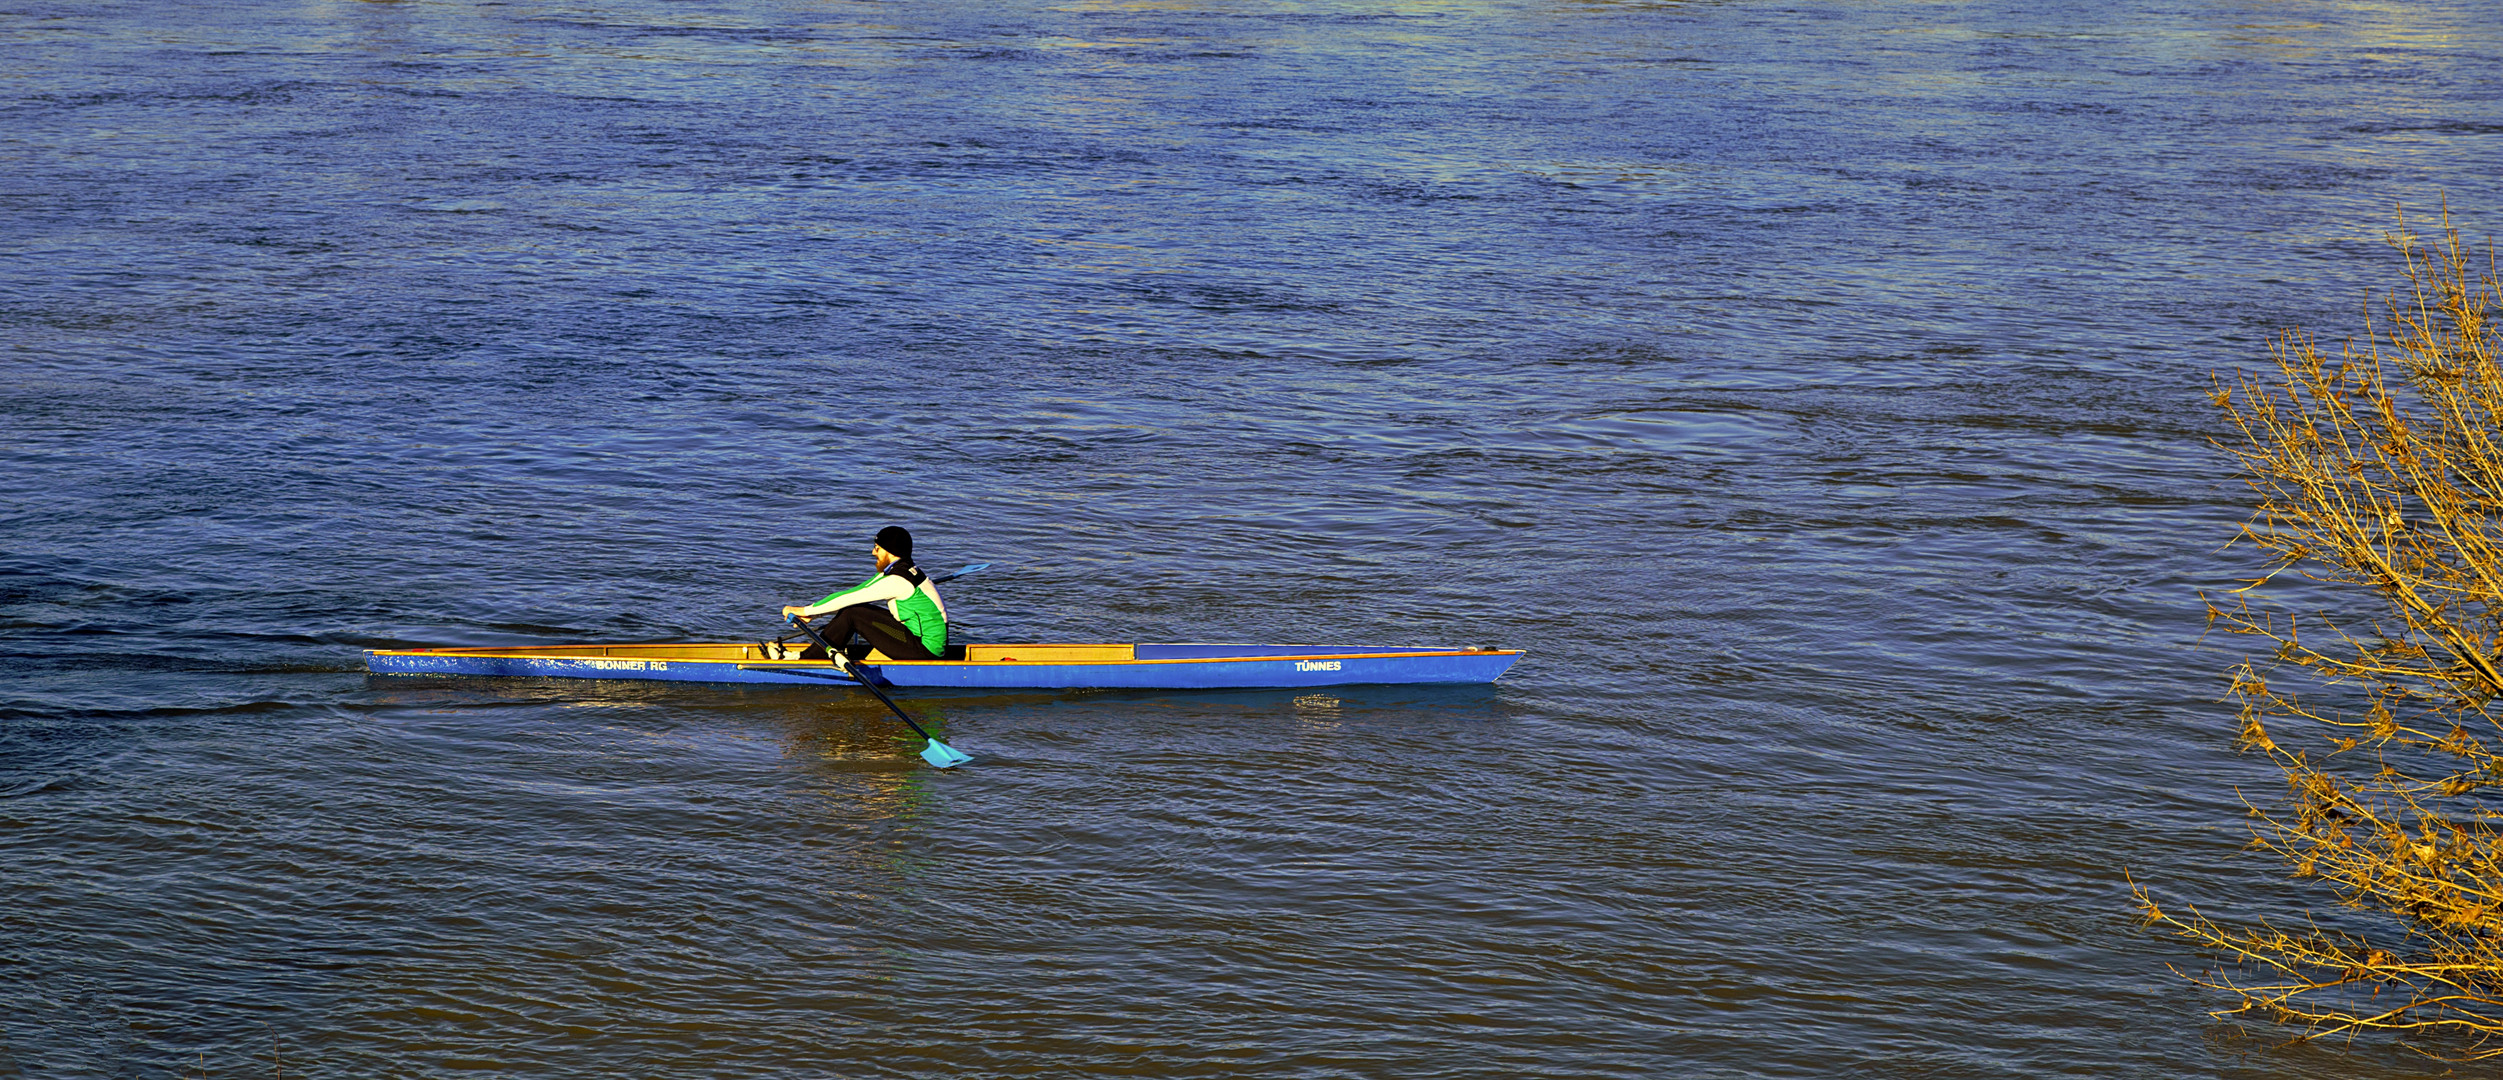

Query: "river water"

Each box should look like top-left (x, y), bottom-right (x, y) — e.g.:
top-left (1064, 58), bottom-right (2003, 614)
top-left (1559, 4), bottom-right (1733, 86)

top-left (6, 1), bottom-right (2502, 1075)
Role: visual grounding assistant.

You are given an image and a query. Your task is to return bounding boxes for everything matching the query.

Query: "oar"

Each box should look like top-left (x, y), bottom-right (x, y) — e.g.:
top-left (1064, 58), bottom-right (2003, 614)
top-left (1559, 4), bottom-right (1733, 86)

top-left (784, 613), bottom-right (973, 769)
top-left (931, 562), bottom-right (991, 585)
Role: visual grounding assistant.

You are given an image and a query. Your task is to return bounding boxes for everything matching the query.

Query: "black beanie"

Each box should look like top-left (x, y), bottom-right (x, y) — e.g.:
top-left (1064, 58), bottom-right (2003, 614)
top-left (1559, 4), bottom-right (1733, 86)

top-left (875, 526), bottom-right (914, 560)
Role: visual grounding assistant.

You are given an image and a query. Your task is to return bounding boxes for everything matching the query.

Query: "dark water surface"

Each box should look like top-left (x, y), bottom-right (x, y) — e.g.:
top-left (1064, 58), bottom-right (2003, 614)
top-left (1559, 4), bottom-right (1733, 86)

top-left (7, 0), bottom-right (2503, 1075)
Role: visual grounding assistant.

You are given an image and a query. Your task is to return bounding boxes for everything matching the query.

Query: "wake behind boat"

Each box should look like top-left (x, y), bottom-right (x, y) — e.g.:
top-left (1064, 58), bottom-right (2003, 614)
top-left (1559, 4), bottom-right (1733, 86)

top-left (365, 640), bottom-right (1522, 689)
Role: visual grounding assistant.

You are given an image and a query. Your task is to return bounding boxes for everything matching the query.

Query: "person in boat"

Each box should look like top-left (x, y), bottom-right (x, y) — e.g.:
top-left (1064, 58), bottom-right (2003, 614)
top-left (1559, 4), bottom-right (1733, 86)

top-left (781, 526), bottom-right (949, 664)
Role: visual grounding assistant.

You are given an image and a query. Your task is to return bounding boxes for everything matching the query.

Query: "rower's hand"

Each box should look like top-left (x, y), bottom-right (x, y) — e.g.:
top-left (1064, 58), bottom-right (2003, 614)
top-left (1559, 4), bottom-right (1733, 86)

top-left (781, 606), bottom-right (806, 620)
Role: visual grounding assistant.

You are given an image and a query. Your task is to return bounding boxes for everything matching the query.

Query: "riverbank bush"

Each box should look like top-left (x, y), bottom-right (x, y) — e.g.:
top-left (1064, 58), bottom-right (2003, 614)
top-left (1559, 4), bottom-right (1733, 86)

top-left (2137, 207), bottom-right (2503, 1058)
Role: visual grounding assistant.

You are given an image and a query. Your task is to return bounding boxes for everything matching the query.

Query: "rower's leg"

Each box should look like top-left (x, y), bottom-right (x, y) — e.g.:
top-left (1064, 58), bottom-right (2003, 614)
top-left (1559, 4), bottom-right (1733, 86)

top-left (853, 609), bottom-right (937, 661)
top-left (799, 607), bottom-right (870, 661)
top-left (802, 606), bottom-right (934, 662)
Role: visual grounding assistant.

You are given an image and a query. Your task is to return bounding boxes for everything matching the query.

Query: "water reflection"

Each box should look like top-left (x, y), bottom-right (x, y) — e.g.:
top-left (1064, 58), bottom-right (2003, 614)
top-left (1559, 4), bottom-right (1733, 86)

top-left (771, 692), bottom-right (969, 841)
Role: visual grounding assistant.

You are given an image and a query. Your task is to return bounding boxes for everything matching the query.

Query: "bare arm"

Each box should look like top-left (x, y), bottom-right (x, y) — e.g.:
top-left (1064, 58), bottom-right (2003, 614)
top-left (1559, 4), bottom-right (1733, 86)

top-left (782, 574), bottom-right (913, 619)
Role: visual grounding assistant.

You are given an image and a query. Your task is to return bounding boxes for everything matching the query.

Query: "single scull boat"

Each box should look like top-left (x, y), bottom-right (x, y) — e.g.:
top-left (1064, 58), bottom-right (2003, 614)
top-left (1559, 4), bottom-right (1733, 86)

top-left (366, 641), bottom-right (1521, 689)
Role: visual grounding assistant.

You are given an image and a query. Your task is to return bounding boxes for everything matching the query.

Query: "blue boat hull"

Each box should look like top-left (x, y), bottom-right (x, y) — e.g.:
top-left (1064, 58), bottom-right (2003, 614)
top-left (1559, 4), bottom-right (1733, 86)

top-left (366, 643), bottom-right (1519, 689)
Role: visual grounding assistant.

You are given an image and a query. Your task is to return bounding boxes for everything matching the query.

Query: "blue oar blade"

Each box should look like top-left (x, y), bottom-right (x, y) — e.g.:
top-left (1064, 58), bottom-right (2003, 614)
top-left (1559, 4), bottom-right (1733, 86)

top-left (921, 739), bottom-right (972, 769)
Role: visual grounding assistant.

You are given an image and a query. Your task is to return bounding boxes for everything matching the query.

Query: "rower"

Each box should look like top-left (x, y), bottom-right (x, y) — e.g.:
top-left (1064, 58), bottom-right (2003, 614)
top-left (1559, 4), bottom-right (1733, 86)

top-left (781, 526), bottom-right (949, 664)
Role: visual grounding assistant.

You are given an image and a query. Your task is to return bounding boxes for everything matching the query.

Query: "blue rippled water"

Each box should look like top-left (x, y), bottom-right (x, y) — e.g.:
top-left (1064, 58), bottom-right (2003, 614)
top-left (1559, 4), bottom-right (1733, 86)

top-left (5, 0), bottom-right (2502, 1075)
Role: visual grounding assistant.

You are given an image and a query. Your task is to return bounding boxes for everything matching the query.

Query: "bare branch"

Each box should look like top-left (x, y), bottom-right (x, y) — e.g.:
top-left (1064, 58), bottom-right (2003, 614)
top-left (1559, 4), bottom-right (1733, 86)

top-left (2149, 204), bottom-right (2503, 1060)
